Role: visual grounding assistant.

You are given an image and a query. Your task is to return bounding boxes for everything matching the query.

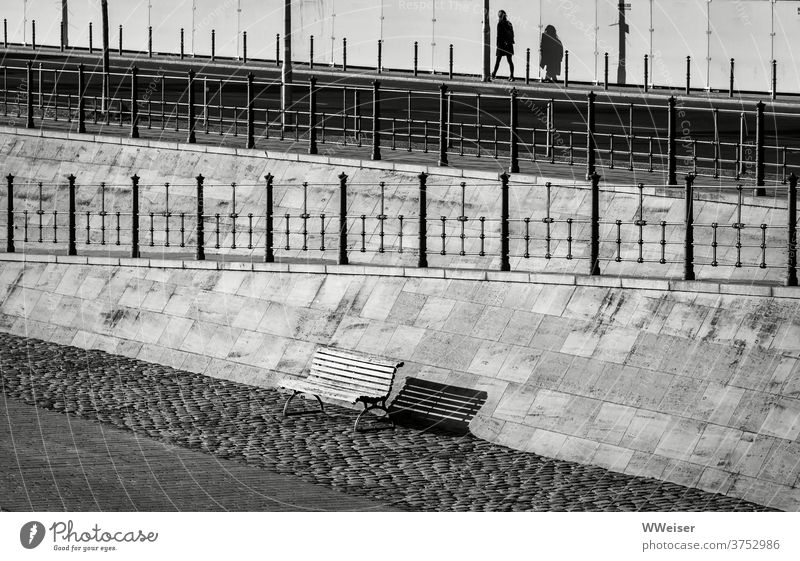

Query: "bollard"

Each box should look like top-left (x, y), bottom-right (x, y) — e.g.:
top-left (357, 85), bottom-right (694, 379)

top-left (187, 70), bottom-right (196, 143)
top-left (604, 52), bottom-right (609, 90)
top-left (729, 58), bottom-right (734, 98)
top-left (243, 31), bottom-right (247, 63)
top-left (310, 35), bottom-right (314, 69)
top-left (772, 59), bottom-right (777, 100)
top-left (308, 76), bottom-right (318, 155)
top-left (5, 174), bottom-right (13, 253)
top-left (276, 33), bottom-right (280, 66)
top-left (525, 48), bottom-right (531, 84)
top-left (449, 44), bottom-right (454, 80)
top-left (67, 174), bottom-right (77, 256)
top-left (564, 50), bottom-right (569, 87)
top-left (246, 72), bottom-right (254, 149)
top-left (148, 26), bottom-right (152, 57)
top-left (372, 80), bottom-right (381, 160)
top-left (265, 174), bottom-right (274, 262)
top-left (130, 66), bottom-right (139, 138)
top-left (89, 22), bottom-right (93, 53)
top-left (377, 39), bottom-right (382, 74)
top-left (338, 173), bottom-right (349, 265)
top-left (684, 173), bottom-right (695, 280)
top-left (500, 173), bottom-right (510, 271)
top-left (510, 88), bottom-right (519, 173)
top-left (77, 64), bottom-right (86, 133)
top-left (586, 91), bottom-right (596, 179)
top-left (755, 101), bottom-right (765, 195)
top-left (438, 84), bottom-right (448, 167)
top-left (685, 56), bottom-right (691, 95)
top-left (343, 38), bottom-right (347, 71)
top-left (667, 96), bottom-right (677, 186)
top-left (414, 41), bottom-right (419, 76)
top-left (131, 174), bottom-right (140, 258)
top-left (118, 25), bottom-right (122, 55)
top-left (196, 174), bottom-right (205, 260)
top-left (590, 172), bottom-right (601, 275)
top-left (788, 173), bottom-right (798, 286)
top-left (211, 29), bottom-right (215, 61)
top-left (644, 54), bottom-right (649, 92)
top-left (32, 20), bottom-right (35, 49)
top-left (418, 172), bottom-right (428, 268)
top-left (180, 28), bottom-right (184, 59)
top-left (26, 61), bottom-right (33, 129)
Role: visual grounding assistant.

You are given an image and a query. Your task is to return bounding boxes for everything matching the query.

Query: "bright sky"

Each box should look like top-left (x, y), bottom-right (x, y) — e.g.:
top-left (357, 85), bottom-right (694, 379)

top-left (1, 1), bottom-right (798, 92)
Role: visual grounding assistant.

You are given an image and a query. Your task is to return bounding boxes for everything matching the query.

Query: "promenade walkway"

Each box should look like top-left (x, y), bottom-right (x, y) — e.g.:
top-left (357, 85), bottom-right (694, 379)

top-left (0, 332), bottom-right (772, 512)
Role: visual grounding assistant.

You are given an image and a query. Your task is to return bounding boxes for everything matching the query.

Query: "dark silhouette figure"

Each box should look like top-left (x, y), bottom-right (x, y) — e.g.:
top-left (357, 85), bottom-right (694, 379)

top-left (491, 10), bottom-right (515, 81)
top-left (540, 25), bottom-right (563, 82)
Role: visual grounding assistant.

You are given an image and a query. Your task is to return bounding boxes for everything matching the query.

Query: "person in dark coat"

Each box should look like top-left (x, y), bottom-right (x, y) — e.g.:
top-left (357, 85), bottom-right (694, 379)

top-left (540, 25), bottom-right (563, 82)
top-left (491, 10), bottom-right (515, 81)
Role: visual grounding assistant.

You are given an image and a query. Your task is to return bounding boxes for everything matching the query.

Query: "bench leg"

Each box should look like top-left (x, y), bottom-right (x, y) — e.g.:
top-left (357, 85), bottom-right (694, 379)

top-left (282, 391), bottom-right (325, 417)
top-left (354, 400), bottom-right (394, 433)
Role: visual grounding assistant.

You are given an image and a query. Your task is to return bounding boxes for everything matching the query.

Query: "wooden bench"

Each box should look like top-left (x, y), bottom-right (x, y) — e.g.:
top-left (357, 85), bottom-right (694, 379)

top-left (280, 346), bottom-right (404, 432)
top-left (388, 377), bottom-right (488, 435)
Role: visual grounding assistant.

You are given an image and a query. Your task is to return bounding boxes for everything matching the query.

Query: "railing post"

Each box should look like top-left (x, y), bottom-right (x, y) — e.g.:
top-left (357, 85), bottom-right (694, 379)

top-left (586, 91), bottom-right (596, 179)
top-left (26, 61), bottom-right (33, 129)
top-left (187, 69), bottom-right (196, 143)
top-left (308, 76), bottom-right (318, 155)
top-left (643, 54), bottom-right (649, 92)
top-left (372, 80), bottom-right (381, 161)
top-left (685, 56), bottom-right (691, 95)
top-left (604, 52), bottom-right (609, 90)
top-left (180, 28), bottom-right (185, 59)
top-left (414, 41), bottom-right (419, 76)
top-left (787, 173), bottom-right (798, 287)
top-left (772, 59), bottom-right (777, 100)
top-left (196, 174), bottom-right (205, 260)
top-left (3, 19), bottom-right (6, 48)
top-left (343, 38), bottom-right (347, 72)
top-left (449, 44), bottom-right (454, 80)
top-left (32, 20), bottom-right (36, 49)
top-left (243, 31), bottom-right (247, 64)
top-left (211, 29), bottom-right (215, 61)
top-left (729, 58), bottom-right (734, 98)
top-left (246, 72), bottom-right (255, 149)
top-left (130, 174), bottom-right (140, 258)
top-left (667, 96), bottom-right (677, 185)
top-left (148, 26), bottom-right (152, 57)
top-left (510, 87), bottom-right (519, 173)
top-left (276, 33), bottom-right (281, 66)
top-left (77, 63), bottom-right (86, 133)
top-left (5, 174), bottom-right (14, 253)
top-left (500, 172), bottom-right (510, 271)
top-left (263, 174), bottom-right (275, 262)
top-left (130, 66), bottom-right (139, 138)
top-left (525, 48), bottom-right (531, 84)
top-left (377, 39), bottom-right (382, 74)
top-left (564, 50), bottom-right (569, 87)
top-left (310, 35), bottom-right (314, 69)
top-left (755, 101), bottom-right (765, 196)
top-left (590, 172), bottom-right (600, 275)
top-left (118, 25), bottom-right (122, 55)
top-left (89, 22), bottom-right (93, 53)
top-left (67, 174), bottom-right (77, 256)
top-left (338, 173), bottom-right (349, 265)
top-left (438, 84), bottom-right (448, 167)
top-left (684, 173), bottom-right (695, 281)
top-left (418, 172), bottom-right (428, 268)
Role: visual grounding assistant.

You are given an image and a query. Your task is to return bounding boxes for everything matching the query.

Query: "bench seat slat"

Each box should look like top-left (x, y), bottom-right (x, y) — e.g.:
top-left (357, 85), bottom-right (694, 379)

top-left (282, 380), bottom-right (375, 403)
top-left (286, 377), bottom-right (389, 400)
top-left (307, 372), bottom-right (390, 395)
top-left (312, 357), bottom-right (396, 379)
top-left (316, 348), bottom-right (400, 370)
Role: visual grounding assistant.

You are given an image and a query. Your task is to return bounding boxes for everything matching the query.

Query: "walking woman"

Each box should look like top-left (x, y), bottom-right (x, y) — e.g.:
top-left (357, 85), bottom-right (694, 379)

top-left (491, 10), bottom-right (515, 81)
top-left (540, 25), bottom-right (563, 82)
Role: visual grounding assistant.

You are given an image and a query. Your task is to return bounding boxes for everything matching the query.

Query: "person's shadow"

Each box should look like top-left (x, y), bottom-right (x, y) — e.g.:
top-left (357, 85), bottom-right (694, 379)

top-left (540, 25), bottom-right (564, 82)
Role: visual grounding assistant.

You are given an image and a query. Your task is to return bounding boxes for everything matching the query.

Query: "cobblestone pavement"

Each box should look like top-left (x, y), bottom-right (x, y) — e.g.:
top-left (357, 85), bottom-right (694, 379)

top-left (0, 332), bottom-right (773, 512)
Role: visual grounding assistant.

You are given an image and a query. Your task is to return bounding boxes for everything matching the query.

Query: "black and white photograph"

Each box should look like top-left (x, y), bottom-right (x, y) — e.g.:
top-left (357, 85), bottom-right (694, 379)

top-left (0, 1), bottom-right (799, 559)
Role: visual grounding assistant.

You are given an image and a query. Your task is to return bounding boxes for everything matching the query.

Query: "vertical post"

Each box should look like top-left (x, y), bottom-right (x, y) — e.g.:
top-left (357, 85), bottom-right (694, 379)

top-left (414, 41), bottom-right (419, 76)
top-left (281, 0), bottom-right (292, 129)
top-left (729, 58), bottom-right (734, 98)
top-left (755, 101), bottom-right (765, 196)
top-left (449, 44), bottom-right (454, 80)
top-left (130, 66), bottom-right (138, 138)
top-left (67, 174), bottom-right (77, 256)
top-left (246, 72), bottom-right (254, 149)
top-left (372, 80), bottom-right (381, 161)
top-left (310, 35), bottom-right (314, 69)
top-left (196, 174), bottom-right (205, 260)
top-left (77, 64), bottom-right (86, 133)
top-left (60, 21), bottom-right (65, 52)
top-left (118, 24), bottom-right (122, 55)
top-left (643, 54), bottom-right (649, 92)
top-left (32, 20), bottom-right (36, 49)
top-left (685, 56), bottom-right (691, 95)
top-left (510, 88), bottom-right (519, 174)
top-left (3, 19), bottom-right (6, 48)
top-left (148, 26), bottom-right (152, 57)
top-left (564, 50), bottom-right (569, 87)
top-left (343, 38), bottom-right (347, 71)
top-left (308, 76), bottom-right (318, 155)
top-left (604, 52), bottom-right (609, 90)
top-left (187, 69), bottom-right (196, 143)
top-left (667, 96), bottom-right (677, 185)
top-left (211, 29), bottom-right (215, 61)
top-left (5, 174), bottom-right (14, 253)
top-left (338, 173), bottom-right (348, 265)
top-left (418, 172), bottom-right (428, 268)
top-left (787, 173), bottom-right (798, 287)
top-left (500, 173), bottom-right (510, 271)
top-left (438, 84), bottom-right (448, 167)
top-left (89, 22), bottom-right (93, 53)
top-left (131, 174), bottom-right (140, 258)
top-left (586, 91), bottom-right (596, 179)
top-left (772, 59), bottom-right (777, 100)
top-left (525, 48), bottom-right (531, 84)
top-left (265, 174), bottom-right (274, 262)
top-left (684, 173), bottom-right (695, 280)
top-left (26, 61), bottom-right (33, 129)
top-left (276, 33), bottom-right (281, 66)
top-left (482, 0), bottom-right (490, 81)
top-left (377, 39), bottom-right (382, 73)
top-left (180, 28), bottom-right (185, 59)
top-left (243, 31), bottom-right (247, 63)
top-left (590, 172), bottom-right (601, 275)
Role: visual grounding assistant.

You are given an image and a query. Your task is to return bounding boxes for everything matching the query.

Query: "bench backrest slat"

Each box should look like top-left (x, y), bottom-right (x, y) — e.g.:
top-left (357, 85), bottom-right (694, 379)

top-left (317, 347), bottom-right (399, 370)
top-left (304, 347), bottom-right (399, 400)
top-left (312, 357), bottom-right (395, 381)
top-left (309, 366), bottom-right (390, 393)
